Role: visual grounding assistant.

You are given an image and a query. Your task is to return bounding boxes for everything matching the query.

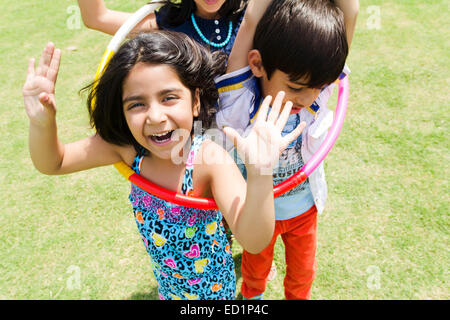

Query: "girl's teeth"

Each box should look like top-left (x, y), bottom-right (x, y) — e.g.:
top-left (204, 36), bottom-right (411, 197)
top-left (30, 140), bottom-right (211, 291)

top-left (150, 130), bottom-right (173, 143)
top-left (152, 132), bottom-right (170, 137)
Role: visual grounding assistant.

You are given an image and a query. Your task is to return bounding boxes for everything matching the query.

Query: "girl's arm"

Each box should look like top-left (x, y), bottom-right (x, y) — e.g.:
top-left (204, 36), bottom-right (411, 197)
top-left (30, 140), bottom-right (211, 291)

top-left (334, 0), bottom-right (360, 48)
top-left (203, 145), bottom-right (273, 254)
top-left (206, 92), bottom-right (306, 253)
top-left (77, 0), bottom-right (158, 36)
top-left (23, 43), bottom-right (123, 175)
top-left (226, 0), bottom-right (272, 73)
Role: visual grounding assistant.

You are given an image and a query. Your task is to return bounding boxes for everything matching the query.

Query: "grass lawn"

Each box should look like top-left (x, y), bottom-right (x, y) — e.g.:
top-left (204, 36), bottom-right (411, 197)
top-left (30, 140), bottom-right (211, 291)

top-left (0, 0), bottom-right (448, 299)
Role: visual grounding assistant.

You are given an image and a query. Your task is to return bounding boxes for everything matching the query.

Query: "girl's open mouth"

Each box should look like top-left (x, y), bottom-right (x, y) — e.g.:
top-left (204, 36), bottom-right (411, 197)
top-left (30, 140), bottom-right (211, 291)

top-left (150, 130), bottom-right (174, 145)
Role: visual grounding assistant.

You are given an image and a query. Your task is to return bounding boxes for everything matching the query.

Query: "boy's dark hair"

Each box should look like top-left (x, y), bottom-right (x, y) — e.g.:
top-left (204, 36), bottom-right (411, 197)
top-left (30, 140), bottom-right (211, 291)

top-left (83, 31), bottom-right (226, 151)
top-left (254, 0), bottom-right (348, 88)
top-left (157, 0), bottom-right (248, 25)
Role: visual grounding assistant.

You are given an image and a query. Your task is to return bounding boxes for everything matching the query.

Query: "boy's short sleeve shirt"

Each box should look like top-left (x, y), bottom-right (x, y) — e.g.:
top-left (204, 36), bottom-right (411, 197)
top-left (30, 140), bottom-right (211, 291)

top-left (215, 67), bottom-right (261, 135)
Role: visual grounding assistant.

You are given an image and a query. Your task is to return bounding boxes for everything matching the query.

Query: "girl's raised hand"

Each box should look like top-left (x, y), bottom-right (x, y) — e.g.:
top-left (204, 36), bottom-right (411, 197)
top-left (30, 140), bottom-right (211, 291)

top-left (223, 91), bottom-right (306, 175)
top-left (23, 42), bottom-right (61, 127)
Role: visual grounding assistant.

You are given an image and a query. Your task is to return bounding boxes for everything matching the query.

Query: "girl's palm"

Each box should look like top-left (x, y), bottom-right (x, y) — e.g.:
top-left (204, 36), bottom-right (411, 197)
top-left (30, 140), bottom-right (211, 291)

top-left (23, 42), bottom-right (61, 126)
top-left (224, 92), bottom-right (306, 175)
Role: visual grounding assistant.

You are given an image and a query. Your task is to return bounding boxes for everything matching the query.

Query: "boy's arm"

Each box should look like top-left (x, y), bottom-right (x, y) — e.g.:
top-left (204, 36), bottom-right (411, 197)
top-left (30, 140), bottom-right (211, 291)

top-left (77, 0), bottom-right (158, 36)
top-left (334, 0), bottom-right (360, 48)
top-left (226, 0), bottom-right (272, 73)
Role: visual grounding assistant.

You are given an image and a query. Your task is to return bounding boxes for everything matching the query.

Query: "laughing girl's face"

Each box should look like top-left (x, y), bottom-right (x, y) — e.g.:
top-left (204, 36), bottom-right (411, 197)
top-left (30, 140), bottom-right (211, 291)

top-left (122, 62), bottom-right (200, 160)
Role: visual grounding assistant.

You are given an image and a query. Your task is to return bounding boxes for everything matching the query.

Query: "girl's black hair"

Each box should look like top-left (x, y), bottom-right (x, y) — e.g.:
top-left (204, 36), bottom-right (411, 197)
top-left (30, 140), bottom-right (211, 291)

top-left (155, 0), bottom-right (248, 25)
top-left (83, 31), bottom-right (227, 151)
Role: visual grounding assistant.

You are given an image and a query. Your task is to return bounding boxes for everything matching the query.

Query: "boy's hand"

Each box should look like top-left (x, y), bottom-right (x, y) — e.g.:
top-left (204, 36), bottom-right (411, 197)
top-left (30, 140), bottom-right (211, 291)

top-left (224, 91), bottom-right (306, 175)
top-left (23, 42), bottom-right (61, 127)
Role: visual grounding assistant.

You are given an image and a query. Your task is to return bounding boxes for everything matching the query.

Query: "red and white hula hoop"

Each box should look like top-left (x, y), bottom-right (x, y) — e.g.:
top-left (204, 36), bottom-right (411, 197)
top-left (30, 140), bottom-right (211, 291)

top-left (94, 2), bottom-right (349, 210)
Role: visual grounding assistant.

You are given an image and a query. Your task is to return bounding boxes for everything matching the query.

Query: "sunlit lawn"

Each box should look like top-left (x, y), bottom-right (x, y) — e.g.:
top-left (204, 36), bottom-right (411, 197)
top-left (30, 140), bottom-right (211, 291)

top-left (0, 0), bottom-right (448, 299)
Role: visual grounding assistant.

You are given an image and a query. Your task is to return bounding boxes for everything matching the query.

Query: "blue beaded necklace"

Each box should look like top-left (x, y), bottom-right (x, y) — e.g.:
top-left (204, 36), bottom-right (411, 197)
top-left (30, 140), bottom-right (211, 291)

top-left (191, 13), bottom-right (233, 48)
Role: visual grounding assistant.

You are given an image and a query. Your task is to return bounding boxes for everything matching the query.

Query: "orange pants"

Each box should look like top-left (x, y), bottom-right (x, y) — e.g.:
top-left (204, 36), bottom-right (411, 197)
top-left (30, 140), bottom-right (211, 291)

top-left (241, 205), bottom-right (317, 300)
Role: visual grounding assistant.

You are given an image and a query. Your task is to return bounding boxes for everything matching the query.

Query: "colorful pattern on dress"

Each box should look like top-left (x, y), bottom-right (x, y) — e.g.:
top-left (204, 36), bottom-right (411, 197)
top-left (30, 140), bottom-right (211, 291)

top-left (129, 136), bottom-right (236, 300)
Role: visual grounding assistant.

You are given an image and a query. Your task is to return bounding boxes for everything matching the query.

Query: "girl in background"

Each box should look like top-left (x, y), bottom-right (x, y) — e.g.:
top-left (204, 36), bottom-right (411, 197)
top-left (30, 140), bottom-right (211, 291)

top-left (77, 0), bottom-right (248, 55)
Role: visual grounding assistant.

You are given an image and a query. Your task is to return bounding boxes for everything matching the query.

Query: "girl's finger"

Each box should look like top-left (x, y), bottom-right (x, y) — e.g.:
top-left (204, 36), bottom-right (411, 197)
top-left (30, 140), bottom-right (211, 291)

top-left (267, 91), bottom-right (285, 124)
top-left (27, 58), bottom-right (35, 77)
top-left (36, 42), bottom-right (54, 77)
top-left (47, 48), bottom-right (61, 84)
top-left (38, 92), bottom-right (50, 106)
top-left (275, 100), bottom-right (293, 131)
top-left (280, 121), bottom-right (306, 151)
top-left (223, 126), bottom-right (242, 149)
top-left (38, 92), bottom-right (56, 112)
top-left (224, 126), bottom-right (251, 163)
top-left (254, 95), bottom-right (272, 124)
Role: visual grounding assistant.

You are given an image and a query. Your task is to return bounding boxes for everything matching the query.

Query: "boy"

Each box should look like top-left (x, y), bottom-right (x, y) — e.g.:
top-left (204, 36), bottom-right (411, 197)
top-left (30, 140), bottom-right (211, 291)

top-left (215, 0), bottom-right (356, 299)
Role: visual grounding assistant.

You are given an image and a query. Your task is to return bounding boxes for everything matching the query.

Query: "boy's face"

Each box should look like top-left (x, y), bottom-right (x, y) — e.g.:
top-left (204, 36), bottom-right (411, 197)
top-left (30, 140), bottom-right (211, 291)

top-left (259, 70), bottom-right (322, 114)
top-left (249, 50), bottom-right (322, 114)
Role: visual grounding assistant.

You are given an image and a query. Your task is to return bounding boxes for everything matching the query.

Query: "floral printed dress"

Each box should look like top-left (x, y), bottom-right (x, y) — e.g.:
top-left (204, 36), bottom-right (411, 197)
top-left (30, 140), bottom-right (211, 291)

top-left (129, 136), bottom-right (236, 300)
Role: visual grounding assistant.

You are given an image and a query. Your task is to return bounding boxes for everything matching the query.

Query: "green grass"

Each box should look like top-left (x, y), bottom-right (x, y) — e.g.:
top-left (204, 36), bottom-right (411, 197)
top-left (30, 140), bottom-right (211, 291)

top-left (0, 0), bottom-right (448, 299)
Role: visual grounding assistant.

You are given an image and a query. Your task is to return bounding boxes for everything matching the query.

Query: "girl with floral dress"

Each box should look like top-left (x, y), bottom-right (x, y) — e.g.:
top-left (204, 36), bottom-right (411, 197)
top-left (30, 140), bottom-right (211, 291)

top-left (22, 31), bottom-right (305, 299)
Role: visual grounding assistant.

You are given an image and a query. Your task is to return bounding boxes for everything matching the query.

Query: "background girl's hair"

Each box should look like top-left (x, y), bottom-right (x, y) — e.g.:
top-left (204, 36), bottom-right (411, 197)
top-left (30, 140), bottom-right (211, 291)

top-left (155, 0), bottom-right (248, 26)
top-left (82, 31), bottom-right (227, 151)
